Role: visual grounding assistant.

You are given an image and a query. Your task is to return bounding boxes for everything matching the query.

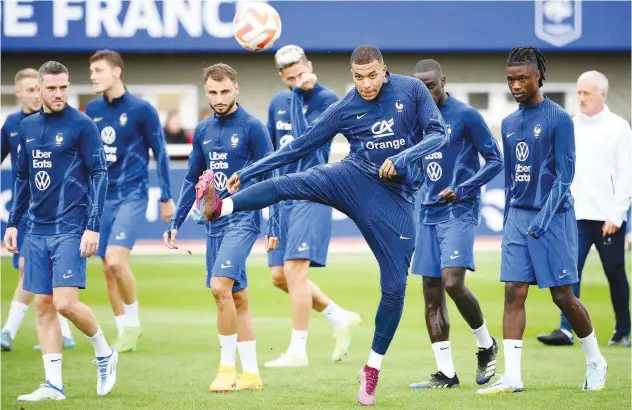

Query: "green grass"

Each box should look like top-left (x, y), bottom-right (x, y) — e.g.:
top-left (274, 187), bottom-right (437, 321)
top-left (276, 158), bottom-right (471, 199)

top-left (1, 251), bottom-right (630, 409)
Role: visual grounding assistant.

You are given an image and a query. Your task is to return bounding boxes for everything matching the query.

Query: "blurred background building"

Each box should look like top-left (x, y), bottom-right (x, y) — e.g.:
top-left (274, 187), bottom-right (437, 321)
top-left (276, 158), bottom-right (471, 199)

top-left (1, 0), bottom-right (630, 245)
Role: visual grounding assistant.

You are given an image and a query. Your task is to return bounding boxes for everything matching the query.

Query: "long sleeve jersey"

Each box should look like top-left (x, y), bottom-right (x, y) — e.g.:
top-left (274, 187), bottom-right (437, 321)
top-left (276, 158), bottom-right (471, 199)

top-left (171, 105), bottom-right (280, 237)
top-left (2, 110), bottom-right (36, 186)
top-left (85, 91), bottom-right (172, 201)
top-left (502, 97), bottom-right (575, 238)
top-left (418, 95), bottom-right (503, 224)
top-left (7, 105), bottom-right (108, 234)
top-left (238, 72), bottom-right (449, 202)
top-left (267, 83), bottom-right (339, 174)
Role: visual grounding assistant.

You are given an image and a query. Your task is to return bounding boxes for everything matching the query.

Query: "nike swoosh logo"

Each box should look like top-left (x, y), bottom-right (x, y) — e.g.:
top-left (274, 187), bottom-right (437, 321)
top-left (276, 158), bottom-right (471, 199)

top-left (559, 273), bottom-right (569, 279)
top-left (26, 138), bottom-right (35, 142)
top-left (507, 132), bottom-right (515, 137)
top-left (278, 110), bottom-right (286, 114)
top-left (221, 264), bottom-right (231, 269)
top-left (449, 254), bottom-right (461, 260)
top-left (399, 235), bottom-right (411, 240)
top-left (9, 132), bottom-right (18, 137)
top-left (357, 113), bottom-right (367, 119)
top-left (203, 140), bottom-right (212, 145)
top-left (62, 273), bottom-right (72, 279)
top-left (440, 346), bottom-right (449, 350)
top-left (94, 117), bottom-right (103, 122)
top-left (298, 246), bottom-right (309, 252)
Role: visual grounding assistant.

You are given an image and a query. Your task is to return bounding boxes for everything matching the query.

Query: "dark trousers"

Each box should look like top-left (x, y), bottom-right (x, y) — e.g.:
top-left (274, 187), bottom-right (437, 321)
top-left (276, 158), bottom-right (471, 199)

top-left (560, 220), bottom-right (630, 336)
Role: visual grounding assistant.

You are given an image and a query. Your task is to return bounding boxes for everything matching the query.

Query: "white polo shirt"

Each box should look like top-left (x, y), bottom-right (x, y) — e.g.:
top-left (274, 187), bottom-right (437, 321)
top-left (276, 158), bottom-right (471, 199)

top-left (571, 105), bottom-right (632, 226)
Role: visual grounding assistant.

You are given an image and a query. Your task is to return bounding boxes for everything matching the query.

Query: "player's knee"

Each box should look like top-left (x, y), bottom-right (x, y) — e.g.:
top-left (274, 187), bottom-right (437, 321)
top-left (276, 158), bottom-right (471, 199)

top-left (442, 270), bottom-right (466, 298)
top-left (233, 290), bottom-right (249, 312)
top-left (53, 296), bottom-right (78, 318)
top-left (35, 295), bottom-right (55, 317)
top-left (210, 277), bottom-right (234, 301)
top-left (550, 286), bottom-right (574, 309)
top-left (104, 260), bottom-right (128, 278)
top-left (270, 267), bottom-right (287, 290)
top-left (422, 277), bottom-right (443, 308)
top-left (381, 278), bottom-right (407, 309)
top-left (284, 260), bottom-right (309, 285)
top-left (504, 282), bottom-right (528, 307)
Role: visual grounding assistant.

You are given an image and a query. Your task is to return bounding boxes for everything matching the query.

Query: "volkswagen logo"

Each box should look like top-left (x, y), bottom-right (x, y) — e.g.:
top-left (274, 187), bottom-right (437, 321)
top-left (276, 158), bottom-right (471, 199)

top-left (426, 162), bottom-right (443, 182)
top-left (101, 126), bottom-right (116, 145)
top-left (516, 142), bottom-right (529, 161)
top-left (34, 171), bottom-right (51, 191)
top-left (214, 172), bottom-right (228, 191)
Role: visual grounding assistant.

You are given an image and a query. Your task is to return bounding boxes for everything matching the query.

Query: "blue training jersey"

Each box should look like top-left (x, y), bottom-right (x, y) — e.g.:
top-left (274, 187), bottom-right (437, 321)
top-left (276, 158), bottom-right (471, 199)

top-left (7, 105), bottom-right (108, 235)
top-left (502, 97), bottom-right (575, 237)
top-left (85, 91), bottom-right (172, 201)
top-left (267, 83), bottom-right (339, 174)
top-left (238, 72), bottom-right (449, 202)
top-left (419, 95), bottom-right (503, 224)
top-left (171, 105), bottom-right (280, 237)
top-left (2, 110), bottom-right (36, 186)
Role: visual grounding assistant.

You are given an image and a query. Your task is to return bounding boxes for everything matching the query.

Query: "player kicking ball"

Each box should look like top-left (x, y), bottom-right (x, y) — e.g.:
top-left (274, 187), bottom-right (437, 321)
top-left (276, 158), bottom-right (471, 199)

top-left (5, 61), bottom-right (117, 402)
top-left (477, 47), bottom-right (607, 394)
top-left (165, 64), bottom-right (279, 392)
top-left (86, 50), bottom-right (175, 353)
top-left (194, 46), bottom-right (450, 406)
top-left (1, 68), bottom-right (76, 352)
top-left (265, 45), bottom-right (361, 367)
top-left (408, 59), bottom-right (503, 389)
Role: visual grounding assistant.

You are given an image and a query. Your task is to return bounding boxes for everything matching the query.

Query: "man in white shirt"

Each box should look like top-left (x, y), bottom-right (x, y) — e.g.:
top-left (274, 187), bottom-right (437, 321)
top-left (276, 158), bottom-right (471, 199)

top-left (538, 71), bottom-right (632, 347)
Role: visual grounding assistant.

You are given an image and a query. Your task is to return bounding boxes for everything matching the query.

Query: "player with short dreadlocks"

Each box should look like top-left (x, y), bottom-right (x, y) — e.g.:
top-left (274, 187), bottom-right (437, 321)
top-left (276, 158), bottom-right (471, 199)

top-left (477, 46), bottom-right (608, 395)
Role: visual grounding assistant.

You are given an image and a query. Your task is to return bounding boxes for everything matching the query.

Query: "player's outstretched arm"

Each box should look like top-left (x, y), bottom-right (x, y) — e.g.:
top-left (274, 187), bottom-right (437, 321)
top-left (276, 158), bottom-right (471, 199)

top-left (387, 80), bottom-right (449, 172)
top-left (170, 129), bottom-right (207, 231)
top-left (527, 113), bottom-right (575, 238)
top-left (142, 104), bottom-right (173, 202)
top-left (454, 110), bottom-right (504, 200)
top-left (79, 120), bottom-right (108, 234)
top-left (501, 121), bottom-right (512, 226)
top-left (236, 101), bottom-right (343, 185)
top-left (7, 130), bottom-right (30, 230)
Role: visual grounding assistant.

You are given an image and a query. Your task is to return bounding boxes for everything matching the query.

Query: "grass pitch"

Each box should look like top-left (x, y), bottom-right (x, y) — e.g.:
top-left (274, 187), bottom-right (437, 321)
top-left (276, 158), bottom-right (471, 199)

top-left (1, 251), bottom-right (630, 409)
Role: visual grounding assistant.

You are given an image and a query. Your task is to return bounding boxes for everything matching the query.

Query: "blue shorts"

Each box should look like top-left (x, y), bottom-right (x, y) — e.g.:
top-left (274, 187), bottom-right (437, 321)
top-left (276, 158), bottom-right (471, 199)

top-left (206, 228), bottom-right (259, 292)
top-left (272, 160), bottom-right (415, 284)
top-left (12, 219), bottom-right (27, 269)
top-left (22, 234), bottom-right (87, 295)
top-left (267, 200), bottom-right (332, 268)
top-left (501, 207), bottom-right (578, 289)
top-left (411, 218), bottom-right (477, 277)
top-left (97, 190), bottom-right (148, 258)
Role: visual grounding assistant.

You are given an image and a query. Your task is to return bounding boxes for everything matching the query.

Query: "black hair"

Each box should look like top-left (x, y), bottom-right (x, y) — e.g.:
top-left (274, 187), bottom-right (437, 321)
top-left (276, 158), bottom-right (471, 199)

top-left (506, 46), bottom-right (547, 87)
top-left (413, 59), bottom-right (443, 75)
top-left (350, 45), bottom-right (383, 65)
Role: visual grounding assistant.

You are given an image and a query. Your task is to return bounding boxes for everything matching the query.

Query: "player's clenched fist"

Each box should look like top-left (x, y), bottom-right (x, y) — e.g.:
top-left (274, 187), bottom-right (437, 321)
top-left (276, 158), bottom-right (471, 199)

top-left (379, 159), bottom-right (398, 179)
top-left (439, 188), bottom-right (458, 203)
top-left (80, 230), bottom-right (99, 258)
top-left (264, 235), bottom-right (279, 252)
top-left (163, 229), bottom-right (178, 249)
top-left (296, 72), bottom-right (317, 91)
top-left (4, 227), bottom-right (18, 254)
top-left (160, 199), bottom-right (176, 223)
top-left (227, 173), bottom-right (241, 194)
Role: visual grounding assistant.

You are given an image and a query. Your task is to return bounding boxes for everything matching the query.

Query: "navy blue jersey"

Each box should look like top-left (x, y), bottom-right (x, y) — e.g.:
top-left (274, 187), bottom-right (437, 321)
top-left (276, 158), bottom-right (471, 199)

top-left (238, 73), bottom-right (449, 202)
top-left (267, 83), bottom-right (339, 174)
top-left (419, 95), bottom-right (503, 224)
top-left (85, 91), bottom-right (172, 201)
top-left (502, 97), bottom-right (575, 237)
top-left (7, 106), bottom-right (108, 235)
top-left (2, 110), bottom-right (36, 185)
top-left (172, 105), bottom-right (279, 236)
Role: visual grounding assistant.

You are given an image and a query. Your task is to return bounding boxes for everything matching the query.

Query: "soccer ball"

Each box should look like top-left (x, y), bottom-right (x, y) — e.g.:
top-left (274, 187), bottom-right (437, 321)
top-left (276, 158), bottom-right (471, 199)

top-left (233, 2), bottom-right (282, 52)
